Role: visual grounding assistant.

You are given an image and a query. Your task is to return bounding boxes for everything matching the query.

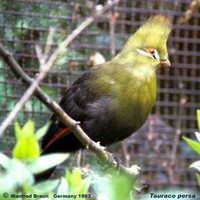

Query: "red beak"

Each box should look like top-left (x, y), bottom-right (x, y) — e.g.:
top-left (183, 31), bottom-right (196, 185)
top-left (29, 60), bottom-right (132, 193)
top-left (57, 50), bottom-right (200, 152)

top-left (160, 59), bottom-right (171, 67)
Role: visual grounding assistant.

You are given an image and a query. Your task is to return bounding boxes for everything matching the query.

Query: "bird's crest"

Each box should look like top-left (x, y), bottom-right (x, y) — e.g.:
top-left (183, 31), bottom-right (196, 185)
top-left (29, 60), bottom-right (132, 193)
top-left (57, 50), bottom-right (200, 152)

top-left (121, 15), bottom-right (172, 60)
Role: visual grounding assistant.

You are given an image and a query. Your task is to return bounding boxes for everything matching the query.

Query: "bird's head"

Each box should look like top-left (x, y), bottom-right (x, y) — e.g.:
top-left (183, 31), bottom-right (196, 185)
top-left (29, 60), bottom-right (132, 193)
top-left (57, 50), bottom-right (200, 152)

top-left (116, 15), bottom-right (171, 68)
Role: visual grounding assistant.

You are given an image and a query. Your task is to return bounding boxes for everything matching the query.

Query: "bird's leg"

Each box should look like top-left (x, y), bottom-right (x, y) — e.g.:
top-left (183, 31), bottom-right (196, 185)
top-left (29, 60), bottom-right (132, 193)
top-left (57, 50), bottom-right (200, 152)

top-left (111, 154), bottom-right (122, 169)
top-left (97, 152), bottom-right (122, 171)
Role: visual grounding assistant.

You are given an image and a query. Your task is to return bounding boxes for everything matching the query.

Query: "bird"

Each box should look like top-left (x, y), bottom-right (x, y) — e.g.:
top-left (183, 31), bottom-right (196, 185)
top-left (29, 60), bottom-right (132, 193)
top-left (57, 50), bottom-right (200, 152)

top-left (37, 15), bottom-right (171, 181)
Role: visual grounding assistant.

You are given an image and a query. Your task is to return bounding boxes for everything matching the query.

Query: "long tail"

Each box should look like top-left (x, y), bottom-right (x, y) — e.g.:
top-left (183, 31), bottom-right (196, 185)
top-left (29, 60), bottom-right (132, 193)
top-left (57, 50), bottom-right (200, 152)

top-left (35, 127), bottom-right (83, 182)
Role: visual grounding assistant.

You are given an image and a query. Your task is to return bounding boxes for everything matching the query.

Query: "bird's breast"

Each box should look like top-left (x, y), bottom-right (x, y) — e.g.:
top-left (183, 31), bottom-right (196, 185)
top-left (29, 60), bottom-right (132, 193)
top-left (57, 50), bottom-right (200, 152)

top-left (91, 64), bottom-right (157, 132)
top-left (113, 71), bottom-right (157, 130)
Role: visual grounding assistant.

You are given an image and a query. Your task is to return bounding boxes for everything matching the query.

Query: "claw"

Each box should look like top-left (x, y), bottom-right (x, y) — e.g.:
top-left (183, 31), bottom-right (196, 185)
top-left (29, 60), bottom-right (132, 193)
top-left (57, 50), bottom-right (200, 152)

top-left (97, 153), bottom-right (122, 171)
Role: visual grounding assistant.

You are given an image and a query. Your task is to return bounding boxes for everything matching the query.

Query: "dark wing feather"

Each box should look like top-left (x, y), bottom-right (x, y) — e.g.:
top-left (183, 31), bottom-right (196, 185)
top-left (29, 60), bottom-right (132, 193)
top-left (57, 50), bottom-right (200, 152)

top-left (41, 67), bottom-right (101, 149)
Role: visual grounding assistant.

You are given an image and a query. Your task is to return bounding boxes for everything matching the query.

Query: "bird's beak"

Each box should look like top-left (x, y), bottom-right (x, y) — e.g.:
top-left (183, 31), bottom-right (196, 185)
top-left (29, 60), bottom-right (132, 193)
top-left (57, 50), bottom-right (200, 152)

top-left (160, 59), bottom-right (171, 67)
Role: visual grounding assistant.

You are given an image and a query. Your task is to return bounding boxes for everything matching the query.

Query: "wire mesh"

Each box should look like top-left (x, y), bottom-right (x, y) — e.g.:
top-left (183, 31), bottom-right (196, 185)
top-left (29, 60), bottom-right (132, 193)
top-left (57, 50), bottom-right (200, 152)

top-left (0, 0), bottom-right (199, 192)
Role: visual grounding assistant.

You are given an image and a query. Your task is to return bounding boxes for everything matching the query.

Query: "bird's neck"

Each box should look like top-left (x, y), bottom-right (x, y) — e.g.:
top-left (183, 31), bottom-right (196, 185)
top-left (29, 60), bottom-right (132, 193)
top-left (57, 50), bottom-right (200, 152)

top-left (108, 57), bottom-right (158, 129)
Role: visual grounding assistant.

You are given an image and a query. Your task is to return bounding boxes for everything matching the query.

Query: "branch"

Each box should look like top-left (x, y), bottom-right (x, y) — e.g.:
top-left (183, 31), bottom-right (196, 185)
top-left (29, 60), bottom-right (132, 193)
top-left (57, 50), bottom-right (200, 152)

top-left (120, 141), bottom-right (130, 167)
top-left (0, 43), bottom-right (139, 177)
top-left (0, 64), bottom-right (52, 135)
top-left (0, 0), bottom-right (120, 134)
top-left (0, 28), bottom-right (56, 135)
top-left (43, 0), bottom-right (121, 69)
top-left (167, 82), bottom-right (186, 184)
top-left (0, 0), bottom-right (139, 177)
top-left (178, 0), bottom-right (200, 24)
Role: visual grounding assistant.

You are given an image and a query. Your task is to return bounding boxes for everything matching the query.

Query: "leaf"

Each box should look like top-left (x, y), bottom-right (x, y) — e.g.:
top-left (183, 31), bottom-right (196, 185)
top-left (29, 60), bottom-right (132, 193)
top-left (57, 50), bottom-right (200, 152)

top-left (66, 168), bottom-right (82, 187)
top-left (195, 131), bottom-right (200, 143)
top-left (0, 153), bottom-right (34, 190)
top-left (81, 177), bottom-right (92, 195)
top-left (22, 119), bottom-right (35, 136)
top-left (35, 122), bottom-right (50, 141)
top-left (16, 19), bottom-right (30, 29)
top-left (197, 109), bottom-right (200, 130)
top-left (13, 136), bottom-right (40, 160)
top-left (59, 42), bottom-right (67, 56)
top-left (190, 161), bottom-right (200, 172)
top-left (34, 179), bottom-right (59, 193)
top-left (66, 168), bottom-right (91, 195)
top-left (57, 177), bottom-right (69, 194)
top-left (0, 152), bottom-right (11, 169)
top-left (13, 120), bottom-right (41, 160)
top-left (196, 173), bottom-right (200, 185)
top-left (26, 153), bottom-right (69, 174)
top-left (182, 136), bottom-right (200, 155)
top-left (15, 121), bottom-right (22, 140)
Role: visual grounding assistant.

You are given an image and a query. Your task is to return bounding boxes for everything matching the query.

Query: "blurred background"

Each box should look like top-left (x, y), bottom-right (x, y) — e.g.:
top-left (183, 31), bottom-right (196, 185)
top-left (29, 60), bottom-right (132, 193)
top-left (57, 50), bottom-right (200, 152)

top-left (0, 0), bottom-right (199, 192)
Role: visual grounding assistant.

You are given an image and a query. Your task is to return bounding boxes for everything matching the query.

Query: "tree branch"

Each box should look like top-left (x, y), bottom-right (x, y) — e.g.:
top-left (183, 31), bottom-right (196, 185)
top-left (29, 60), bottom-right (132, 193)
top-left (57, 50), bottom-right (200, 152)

top-left (0, 27), bottom-right (56, 135)
top-left (178, 0), bottom-right (200, 24)
top-left (0, 63), bottom-right (52, 135)
top-left (0, 43), bottom-right (139, 177)
top-left (0, 0), bottom-right (139, 177)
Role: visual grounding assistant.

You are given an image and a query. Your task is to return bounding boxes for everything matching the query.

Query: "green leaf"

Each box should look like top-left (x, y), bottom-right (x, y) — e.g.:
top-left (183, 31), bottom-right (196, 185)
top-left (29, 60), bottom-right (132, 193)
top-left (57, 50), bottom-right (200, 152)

top-left (93, 168), bottom-right (136, 200)
top-left (16, 19), bottom-right (30, 29)
top-left (196, 173), bottom-right (200, 185)
top-left (81, 177), bottom-right (92, 195)
top-left (35, 122), bottom-right (50, 141)
top-left (195, 131), bottom-right (200, 143)
top-left (197, 109), bottom-right (200, 130)
top-left (22, 119), bottom-right (35, 136)
top-left (0, 153), bottom-right (34, 191)
top-left (66, 168), bottom-right (82, 187)
top-left (33, 179), bottom-right (59, 194)
top-left (57, 177), bottom-right (69, 195)
top-left (13, 120), bottom-right (41, 160)
top-left (15, 121), bottom-right (22, 140)
top-left (59, 42), bottom-right (67, 57)
top-left (190, 161), bottom-right (200, 172)
top-left (182, 136), bottom-right (200, 155)
top-left (13, 136), bottom-right (40, 160)
top-left (0, 152), bottom-right (11, 169)
top-left (26, 153), bottom-right (69, 174)
top-left (66, 168), bottom-right (91, 195)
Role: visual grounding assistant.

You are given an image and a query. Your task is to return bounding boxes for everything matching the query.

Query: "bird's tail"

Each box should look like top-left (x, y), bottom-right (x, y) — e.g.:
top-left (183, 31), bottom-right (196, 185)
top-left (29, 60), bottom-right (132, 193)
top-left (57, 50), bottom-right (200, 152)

top-left (34, 127), bottom-right (83, 182)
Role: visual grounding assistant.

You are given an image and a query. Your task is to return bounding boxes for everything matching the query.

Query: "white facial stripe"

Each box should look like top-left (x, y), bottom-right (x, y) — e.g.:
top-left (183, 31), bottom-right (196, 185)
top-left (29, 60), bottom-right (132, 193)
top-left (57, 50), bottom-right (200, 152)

top-left (153, 49), bottom-right (160, 60)
top-left (136, 49), bottom-right (153, 58)
top-left (136, 48), bottom-right (160, 61)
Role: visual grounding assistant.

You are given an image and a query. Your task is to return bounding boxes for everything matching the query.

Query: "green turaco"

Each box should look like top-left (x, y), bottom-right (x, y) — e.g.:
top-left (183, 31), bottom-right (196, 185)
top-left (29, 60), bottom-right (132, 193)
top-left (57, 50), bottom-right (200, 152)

top-left (37, 15), bottom-right (171, 180)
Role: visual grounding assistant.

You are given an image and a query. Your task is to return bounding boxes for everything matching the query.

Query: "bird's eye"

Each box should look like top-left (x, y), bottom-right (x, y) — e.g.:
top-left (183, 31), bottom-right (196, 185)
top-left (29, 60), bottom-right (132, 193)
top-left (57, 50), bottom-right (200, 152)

top-left (146, 48), bottom-right (159, 60)
top-left (136, 48), bottom-right (160, 61)
top-left (150, 49), bottom-right (155, 54)
top-left (147, 48), bottom-right (155, 55)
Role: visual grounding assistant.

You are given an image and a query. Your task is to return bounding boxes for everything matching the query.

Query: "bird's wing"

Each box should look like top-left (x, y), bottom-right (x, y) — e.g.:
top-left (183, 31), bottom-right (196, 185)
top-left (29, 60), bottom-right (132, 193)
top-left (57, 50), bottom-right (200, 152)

top-left (41, 64), bottom-right (106, 150)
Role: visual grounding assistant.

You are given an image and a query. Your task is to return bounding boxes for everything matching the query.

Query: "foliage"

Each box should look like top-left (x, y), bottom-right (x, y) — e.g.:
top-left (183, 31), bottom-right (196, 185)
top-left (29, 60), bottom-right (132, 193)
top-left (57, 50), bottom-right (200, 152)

top-left (92, 168), bottom-right (137, 200)
top-left (0, 0), bottom-right (126, 152)
top-left (0, 2), bottom-right (137, 198)
top-left (0, 0), bottom-right (123, 128)
top-left (182, 109), bottom-right (200, 185)
top-left (0, 120), bottom-right (88, 200)
top-left (0, 120), bottom-right (137, 200)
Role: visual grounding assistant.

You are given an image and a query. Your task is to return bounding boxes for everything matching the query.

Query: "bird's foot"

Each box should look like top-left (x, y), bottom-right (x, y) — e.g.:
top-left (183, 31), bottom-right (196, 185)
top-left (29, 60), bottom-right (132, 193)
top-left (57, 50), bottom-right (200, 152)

top-left (98, 152), bottom-right (122, 171)
top-left (111, 154), bottom-right (122, 169)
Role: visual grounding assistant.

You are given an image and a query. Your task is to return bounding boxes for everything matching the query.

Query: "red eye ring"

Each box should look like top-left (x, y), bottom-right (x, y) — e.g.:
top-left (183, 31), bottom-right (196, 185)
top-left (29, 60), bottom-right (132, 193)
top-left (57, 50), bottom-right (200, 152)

top-left (146, 48), bottom-right (155, 54)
